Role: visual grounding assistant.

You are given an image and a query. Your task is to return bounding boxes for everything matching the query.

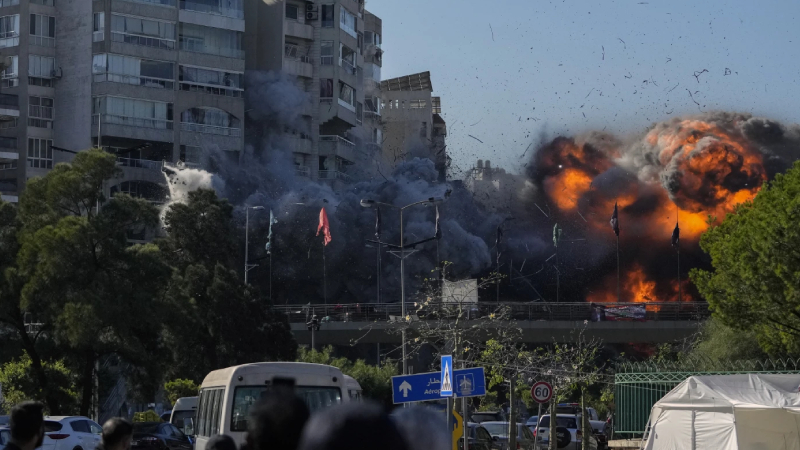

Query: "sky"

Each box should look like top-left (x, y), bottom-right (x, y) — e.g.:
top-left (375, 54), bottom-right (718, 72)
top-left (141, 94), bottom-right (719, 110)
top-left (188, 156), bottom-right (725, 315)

top-left (367, 0), bottom-right (800, 177)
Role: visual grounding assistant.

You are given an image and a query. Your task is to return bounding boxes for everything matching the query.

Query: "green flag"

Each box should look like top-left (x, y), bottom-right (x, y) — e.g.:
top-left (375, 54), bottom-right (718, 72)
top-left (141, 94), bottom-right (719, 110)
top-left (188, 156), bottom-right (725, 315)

top-left (553, 223), bottom-right (562, 247)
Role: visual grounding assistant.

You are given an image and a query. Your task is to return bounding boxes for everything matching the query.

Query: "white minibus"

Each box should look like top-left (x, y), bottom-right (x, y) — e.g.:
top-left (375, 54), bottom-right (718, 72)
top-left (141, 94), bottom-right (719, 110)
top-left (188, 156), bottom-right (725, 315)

top-left (344, 375), bottom-right (363, 401)
top-left (194, 362), bottom-right (348, 450)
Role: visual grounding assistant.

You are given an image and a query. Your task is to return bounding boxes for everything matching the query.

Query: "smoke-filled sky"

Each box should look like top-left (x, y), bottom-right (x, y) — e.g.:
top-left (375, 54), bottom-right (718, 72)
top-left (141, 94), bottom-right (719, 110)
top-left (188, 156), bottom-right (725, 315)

top-left (369, 0), bottom-right (800, 176)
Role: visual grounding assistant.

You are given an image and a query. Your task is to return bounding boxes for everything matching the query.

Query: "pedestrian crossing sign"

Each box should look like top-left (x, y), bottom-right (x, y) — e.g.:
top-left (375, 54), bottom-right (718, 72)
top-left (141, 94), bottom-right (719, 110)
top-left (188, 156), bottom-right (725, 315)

top-left (440, 355), bottom-right (453, 396)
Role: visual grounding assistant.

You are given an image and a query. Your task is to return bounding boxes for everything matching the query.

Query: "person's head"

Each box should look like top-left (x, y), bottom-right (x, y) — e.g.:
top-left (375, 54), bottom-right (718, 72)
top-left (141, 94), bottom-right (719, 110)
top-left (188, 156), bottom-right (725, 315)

top-left (246, 389), bottom-right (310, 450)
top-left (391, 407), bottom-right (449, 450)
top-left (297, 402), bottom-right (408, 450)
top-left (206, 435), bottom-right (236, 450)
top-left (9, 401), bottom-right (45, 448)
top-left (101, 418), bottom-right (134, 450)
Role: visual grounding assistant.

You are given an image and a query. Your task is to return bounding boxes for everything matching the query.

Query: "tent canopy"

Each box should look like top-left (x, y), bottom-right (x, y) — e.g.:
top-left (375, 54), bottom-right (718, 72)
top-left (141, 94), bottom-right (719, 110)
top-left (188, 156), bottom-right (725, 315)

top-left (644, 374), bottom-right (800, 450)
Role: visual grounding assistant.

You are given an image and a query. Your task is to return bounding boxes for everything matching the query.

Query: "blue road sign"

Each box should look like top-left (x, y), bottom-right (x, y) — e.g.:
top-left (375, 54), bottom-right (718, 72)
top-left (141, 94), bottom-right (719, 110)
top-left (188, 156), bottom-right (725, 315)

top-left (441, 355), bottom-right (453, 397)
top-left (454, 367), bottom-right (486, 398)
top-left (391, 368), bottom-right (487, 404)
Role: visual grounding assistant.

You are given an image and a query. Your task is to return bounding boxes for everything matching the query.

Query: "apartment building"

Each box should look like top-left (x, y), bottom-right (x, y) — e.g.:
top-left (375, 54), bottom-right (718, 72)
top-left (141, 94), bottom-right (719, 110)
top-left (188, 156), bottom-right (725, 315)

top-left (245, 0), bottom-right (383, 187)
top-left (0, 0), bottom-right (246, 204)
top-left (380, 71), bottom-right (448, 181)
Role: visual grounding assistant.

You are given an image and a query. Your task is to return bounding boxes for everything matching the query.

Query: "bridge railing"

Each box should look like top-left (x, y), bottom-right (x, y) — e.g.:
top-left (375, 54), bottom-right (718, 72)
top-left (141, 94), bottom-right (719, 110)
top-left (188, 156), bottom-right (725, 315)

top-left (273, 302), bottom-right (709, 324)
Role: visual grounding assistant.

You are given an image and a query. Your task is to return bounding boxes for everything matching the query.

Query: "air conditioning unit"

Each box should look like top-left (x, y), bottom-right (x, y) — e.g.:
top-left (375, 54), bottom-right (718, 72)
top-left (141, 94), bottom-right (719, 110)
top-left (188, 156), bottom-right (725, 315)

top-left (51, 67), bottom-right (62, 79)
top-left (306, 3), bottom-right (317, 12)
top-left (306, 11), bottom-right (318, 20)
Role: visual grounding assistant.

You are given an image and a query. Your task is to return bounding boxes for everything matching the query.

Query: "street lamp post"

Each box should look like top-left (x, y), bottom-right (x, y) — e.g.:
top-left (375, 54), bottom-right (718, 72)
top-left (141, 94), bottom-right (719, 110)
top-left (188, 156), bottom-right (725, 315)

top-left (360, 196), bottom-right (447, 377)
top-left (245, 206), bottom-right (265, 284)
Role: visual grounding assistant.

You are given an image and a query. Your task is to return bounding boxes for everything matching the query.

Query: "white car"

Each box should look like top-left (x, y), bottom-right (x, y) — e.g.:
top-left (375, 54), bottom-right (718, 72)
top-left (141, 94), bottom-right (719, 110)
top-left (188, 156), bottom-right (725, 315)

top-left (41, 417), bottom-right (103, 450)
top-left (534, 414), bottom-right (596, 450)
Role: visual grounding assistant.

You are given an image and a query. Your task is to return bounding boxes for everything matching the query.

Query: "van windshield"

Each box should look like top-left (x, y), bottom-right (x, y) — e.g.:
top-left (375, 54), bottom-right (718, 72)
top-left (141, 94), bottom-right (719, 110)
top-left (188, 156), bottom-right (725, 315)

top-left (171, 410), bottom-right (195, 432)
top-left (230, 386), bottom-right (342, 431)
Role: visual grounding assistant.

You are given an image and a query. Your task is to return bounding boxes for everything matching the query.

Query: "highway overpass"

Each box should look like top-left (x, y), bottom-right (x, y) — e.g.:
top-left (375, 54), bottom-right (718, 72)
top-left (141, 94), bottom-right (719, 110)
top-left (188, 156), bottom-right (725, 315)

top-left (274, 302), bottom-right (708, 346)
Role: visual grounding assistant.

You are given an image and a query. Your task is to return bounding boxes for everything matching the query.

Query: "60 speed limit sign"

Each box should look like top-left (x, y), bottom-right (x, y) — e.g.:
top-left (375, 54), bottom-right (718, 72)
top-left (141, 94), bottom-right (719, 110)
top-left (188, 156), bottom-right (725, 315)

top-left (531, 381), bottom-right (553, 404)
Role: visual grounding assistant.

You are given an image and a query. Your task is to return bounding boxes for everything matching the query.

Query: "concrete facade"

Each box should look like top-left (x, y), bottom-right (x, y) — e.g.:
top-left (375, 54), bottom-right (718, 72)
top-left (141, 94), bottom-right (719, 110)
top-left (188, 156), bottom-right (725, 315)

top-left (245, 0), bottom-right (384, 189)
top-left (380, 71), bottom-right (448, 180)
top-left (0, 0), bottom-right (246, 203)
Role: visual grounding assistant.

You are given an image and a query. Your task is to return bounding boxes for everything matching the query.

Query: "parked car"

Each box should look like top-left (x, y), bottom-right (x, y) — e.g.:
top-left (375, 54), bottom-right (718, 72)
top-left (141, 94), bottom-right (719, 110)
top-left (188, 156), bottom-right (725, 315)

top-left (548, 404), bottom-right (606, 449)
top-left (160, 411), bottom-right (172, 423)
top-left (0, 416), bottom-right (9, 426)
top-left (41, 416), bottom-right (103, 450)
top-left (480, 422), bottom-right (537, 450)
top-left (460, 423), bottom-right (503, 450)
top-left (1, 426), bottom-right (10, 447)
top-left (471, 411), bottom-right (506, 423)
top-left (132, 422), bottom-right (192, 450)
top-left (525, 416), bottom-right (538, 431)
top-left (535, 414), bottom-right (597, 450)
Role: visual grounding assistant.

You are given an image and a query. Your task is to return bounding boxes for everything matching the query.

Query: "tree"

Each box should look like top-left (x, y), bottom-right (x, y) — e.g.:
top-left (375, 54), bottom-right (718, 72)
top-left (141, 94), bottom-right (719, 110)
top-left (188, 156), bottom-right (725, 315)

top-left (296, 346), bottom-right (397, 406)
top-left (164, 379), bottom-right (199, 405)
top-left (159, 189), bottom-right (296, 381)
top-left (691, 161), bottom-right (800, 355)
top-left (15, 149), bottom-right (172, 415)
top-left (0, 353), bottom-right (79, 414)
top-left (688, 317), bottom-right (767, 363)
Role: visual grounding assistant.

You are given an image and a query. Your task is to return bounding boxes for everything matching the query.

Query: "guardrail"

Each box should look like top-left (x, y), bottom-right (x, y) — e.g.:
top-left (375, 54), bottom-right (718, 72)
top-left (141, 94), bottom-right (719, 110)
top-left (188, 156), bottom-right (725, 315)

top-left (273, 302), bottom-right (710, 324)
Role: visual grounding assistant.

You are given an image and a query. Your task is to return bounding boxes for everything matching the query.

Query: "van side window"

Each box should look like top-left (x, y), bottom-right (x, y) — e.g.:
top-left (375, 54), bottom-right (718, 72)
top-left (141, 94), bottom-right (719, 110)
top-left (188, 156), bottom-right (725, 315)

top-left (209, 389), bottom-right (223, 435)
top-left (197, 388), bottom-right (224, 437)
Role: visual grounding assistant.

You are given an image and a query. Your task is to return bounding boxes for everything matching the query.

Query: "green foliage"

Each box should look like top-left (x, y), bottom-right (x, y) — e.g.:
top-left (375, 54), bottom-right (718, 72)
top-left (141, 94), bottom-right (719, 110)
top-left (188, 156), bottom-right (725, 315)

top-left (164, 379), bottom-right (199, 405)
top-left (160, 189), bottom-right (296, 381)
top-left (691, 161), bottom-right (800, 355)
top-left (688, 317), bottom-right (767, 363)
top-left (133, 410), bottom-right (161, 422)
top-left (0, 353), bottom-right (79, 414)
top-left (296, 346), bottom-right (397, 406)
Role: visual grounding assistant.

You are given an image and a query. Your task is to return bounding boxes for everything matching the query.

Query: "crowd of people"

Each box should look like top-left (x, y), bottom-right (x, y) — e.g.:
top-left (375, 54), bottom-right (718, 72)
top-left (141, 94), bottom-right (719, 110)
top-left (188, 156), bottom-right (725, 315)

top-left (2, 390), bottom-right (450, 450)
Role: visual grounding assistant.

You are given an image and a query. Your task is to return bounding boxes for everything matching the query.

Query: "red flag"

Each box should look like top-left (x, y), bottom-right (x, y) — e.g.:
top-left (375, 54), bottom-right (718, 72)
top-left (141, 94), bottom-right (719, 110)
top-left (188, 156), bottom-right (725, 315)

top-left (317, 207), bottom-right (331, 246)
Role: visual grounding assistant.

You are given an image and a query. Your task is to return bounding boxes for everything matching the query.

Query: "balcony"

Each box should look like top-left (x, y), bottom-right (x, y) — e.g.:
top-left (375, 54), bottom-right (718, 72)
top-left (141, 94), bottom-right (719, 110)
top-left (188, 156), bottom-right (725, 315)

top-left (0, 94), bottom-right (19, 120)
top-left (96, 114), bottom-right (172, 130)
top-left (180, 122), bottom-right (241, 137)
top-left (116, 158), bottom-right (168, 184)
top-left (319, 135), bottom-right (355, 163)
top-left (295, 166), bottom-right (310, 177)
top-left (117, 157), bottom-right (163, 171)
top-left (290, 136), bottom-right (312, 154)
top-left (180, 0), bottom-right (244, 19)
top-left (318, 170), bottom-right (351, 182)
top-left (285, 20), bottom-right (313, 40)
top-left (283, 58), bottom-right (312, 79)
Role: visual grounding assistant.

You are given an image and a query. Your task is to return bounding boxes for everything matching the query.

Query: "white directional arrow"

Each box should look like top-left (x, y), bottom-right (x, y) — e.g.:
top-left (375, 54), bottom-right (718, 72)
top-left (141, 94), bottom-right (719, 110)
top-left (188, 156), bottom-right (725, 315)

top-left (399, 381), bottom-right (412, 397)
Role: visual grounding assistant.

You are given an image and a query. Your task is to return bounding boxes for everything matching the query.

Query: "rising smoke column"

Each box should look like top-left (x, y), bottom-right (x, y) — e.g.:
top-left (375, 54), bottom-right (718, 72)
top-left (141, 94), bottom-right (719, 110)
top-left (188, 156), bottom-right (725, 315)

top-left (524, 112), bottom-right (800, 304)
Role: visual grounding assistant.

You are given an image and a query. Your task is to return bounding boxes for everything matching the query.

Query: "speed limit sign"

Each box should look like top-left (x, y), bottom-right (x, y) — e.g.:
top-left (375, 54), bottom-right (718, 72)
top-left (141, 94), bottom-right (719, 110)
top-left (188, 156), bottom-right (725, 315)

top-left (531, 381), bottom-right (553, 404)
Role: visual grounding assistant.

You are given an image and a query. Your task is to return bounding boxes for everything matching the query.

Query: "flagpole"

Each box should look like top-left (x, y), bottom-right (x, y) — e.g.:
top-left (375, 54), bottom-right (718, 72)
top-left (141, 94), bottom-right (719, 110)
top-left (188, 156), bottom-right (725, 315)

top-left (496, 246), bottom-right (500, 303)
top-left (323, 243), bottom-right (327, 304)
top-left (616, 235), bottom-right (620, 303)
top-left (377, 243), bottom-right (381, 303)
top-left (269, 251), bottom-right (273, 300)
top-left (676, 207), bottom-right (681, 303)
top-left (556, 246), bottom-right (560, 303)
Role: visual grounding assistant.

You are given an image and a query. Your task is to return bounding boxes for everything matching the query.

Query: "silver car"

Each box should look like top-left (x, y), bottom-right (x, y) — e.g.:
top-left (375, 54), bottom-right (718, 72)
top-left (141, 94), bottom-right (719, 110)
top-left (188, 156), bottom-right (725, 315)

top-left (480, 422), bottom-right (537, 450)
top-left (534, 414), bottom-right (597, 450)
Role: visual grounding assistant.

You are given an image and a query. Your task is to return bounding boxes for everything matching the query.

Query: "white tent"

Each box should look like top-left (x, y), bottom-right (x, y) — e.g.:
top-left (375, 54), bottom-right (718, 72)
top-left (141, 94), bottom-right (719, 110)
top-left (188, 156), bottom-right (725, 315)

top-left (642, 374), bottom-right (800, 450)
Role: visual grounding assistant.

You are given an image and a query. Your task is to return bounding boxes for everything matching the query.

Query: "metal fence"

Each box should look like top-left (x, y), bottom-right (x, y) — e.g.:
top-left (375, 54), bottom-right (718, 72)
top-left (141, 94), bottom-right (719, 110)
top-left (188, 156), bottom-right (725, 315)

top-left (614, 358), bottom-right (800, 436)
top-left (273, 302), bottom-right (710, 324)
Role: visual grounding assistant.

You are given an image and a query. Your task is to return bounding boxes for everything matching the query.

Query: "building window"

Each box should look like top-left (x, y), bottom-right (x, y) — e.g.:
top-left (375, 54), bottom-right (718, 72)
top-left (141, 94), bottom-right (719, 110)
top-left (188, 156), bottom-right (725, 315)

top-left (180, 107), bottom-right (240, 136)
top-left (30, 14), bottom-right (55, 47)
top-left (320, 41), bottom-right (333, 65)
top-left (122, 0), bottom-right (176, 6)
top-left (320, 78), bottom-right (333, 99)
top-left (284, 43), bottom-right (298, 59)
top-left (27, 138), bottom-right (52, 169)
top-left (410, 100), bottom-right (427, 109)
top-left (0, 0), bottom-right (19, 6)
top-left (372, 128), bottom-right (381, 144)
top-left (338, 81), bottom-right (355, 111)
top-left (357, 32), bottom-right (363, 51)
top-left (179, 23), bottom-right (243, 59)
top-left (28, 96), bottom-right (53, 129)
top-left (364, 31), bottom-right (381, 48)
top-left (92, 54), bottom-right (175, 89)
top-left (420, 121), bottom-right (427, 138)
top-left (179, 65), bottom-right (243, 97)
top-left (0, 136), bottom-right (16, 150)
top-left (0, 15), bottom-right (19, 48)
top-left (1, 55), bottom-right (18, 87)
top-left (28, 55), bottom-right (55, 87)
top-left (356, 101), bottom-right (362, 125)
top-left (339, 7), bottom-right (356, 38)
top-left (93, 12), bottom-right (104, 42)
top-left (340, 44), bottom-right (355, 74)
top-left (321, 4), bottom-right (334, 28)
top-left (30, 0), bottom-right (54, 5)
top-left (111, 14), bottom-right (176, 50)
top-left (286, 4), bottom-right (299, 20)
top-left (93, 96), bottom-right (173, 130)
top-left (180, 145), bottom-right (201, 165)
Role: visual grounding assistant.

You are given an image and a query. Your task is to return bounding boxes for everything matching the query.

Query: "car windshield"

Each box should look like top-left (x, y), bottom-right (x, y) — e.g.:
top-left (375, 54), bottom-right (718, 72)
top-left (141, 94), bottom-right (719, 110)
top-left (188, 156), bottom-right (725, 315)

top-left (472, 413), bottom-right (500, 422)
top-left (538, 417), bottom-right (578, 429)
top-left (230, 386), bottom-right (342, 431)
top-left (481, 423), bottom-right (528, 438)
top-left (170, 411), bottom-right (195, 432)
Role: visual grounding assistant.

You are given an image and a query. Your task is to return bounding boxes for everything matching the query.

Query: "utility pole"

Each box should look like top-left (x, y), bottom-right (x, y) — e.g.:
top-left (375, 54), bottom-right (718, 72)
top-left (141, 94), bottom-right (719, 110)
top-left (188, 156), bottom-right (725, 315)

top-left (244, 206), bottom-right (264, 284)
